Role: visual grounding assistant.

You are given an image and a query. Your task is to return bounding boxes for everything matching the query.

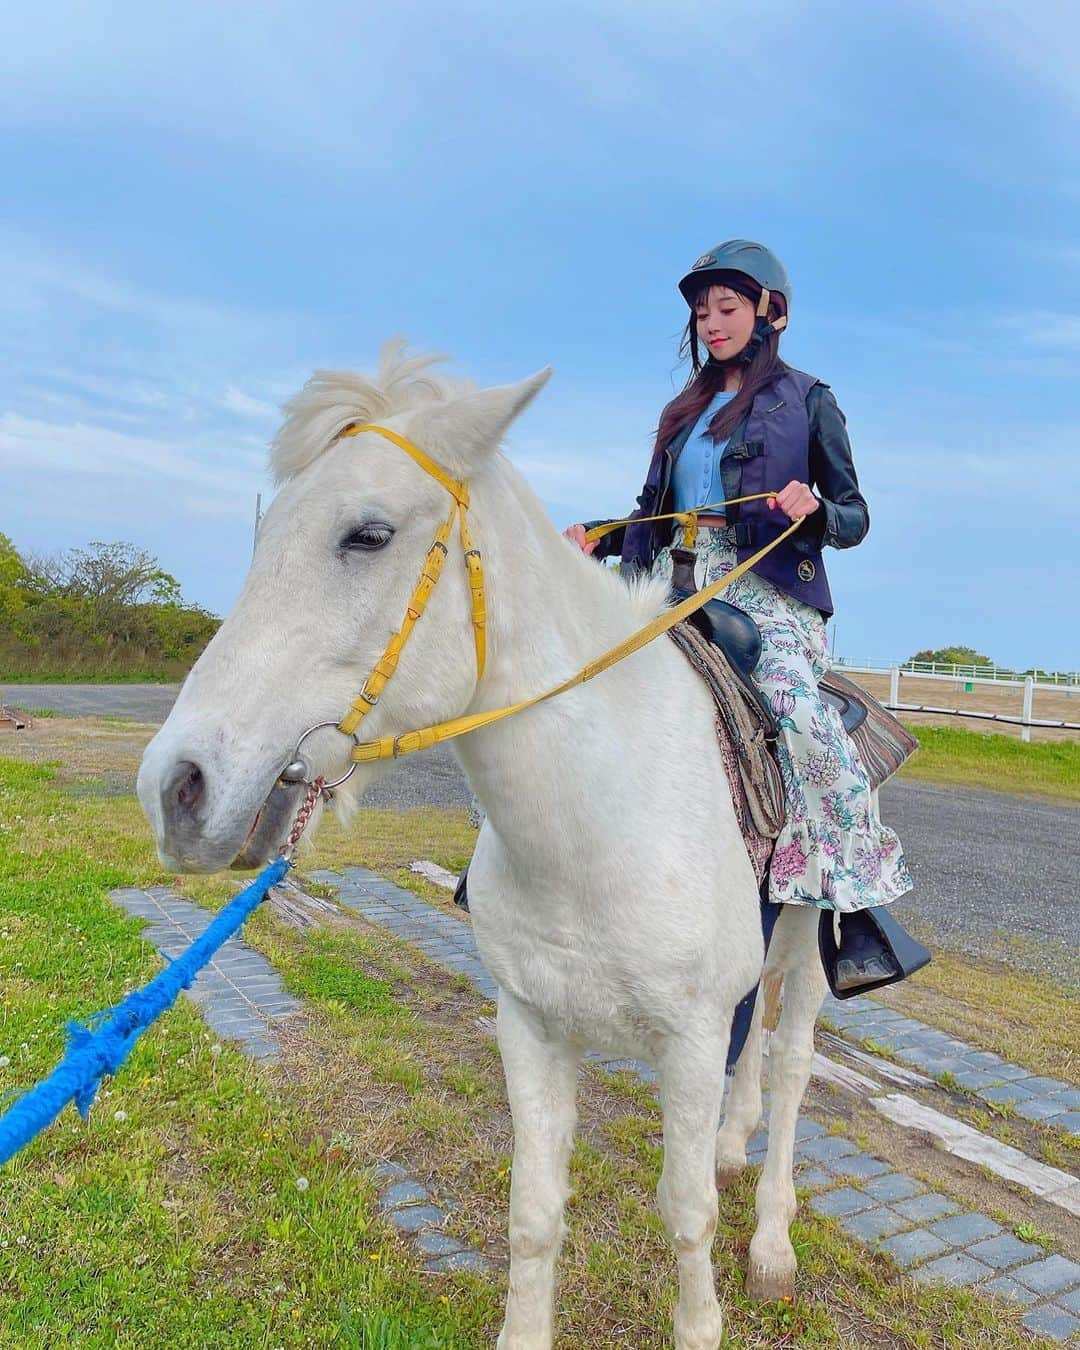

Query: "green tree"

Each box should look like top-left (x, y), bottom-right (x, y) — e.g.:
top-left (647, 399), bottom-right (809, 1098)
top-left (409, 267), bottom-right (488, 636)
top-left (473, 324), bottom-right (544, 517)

top-left (908, 645), bottom-right (995, 668)
top-left (0, 537), bottom-right (218, 680)
top-left (0, 533), bottom-right (30, 617)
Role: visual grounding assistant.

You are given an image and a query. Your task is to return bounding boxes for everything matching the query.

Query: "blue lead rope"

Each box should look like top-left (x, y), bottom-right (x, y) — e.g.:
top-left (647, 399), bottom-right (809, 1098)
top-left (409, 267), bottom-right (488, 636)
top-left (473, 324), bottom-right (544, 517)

top-left (0, 855), bottom-right (290, 1167)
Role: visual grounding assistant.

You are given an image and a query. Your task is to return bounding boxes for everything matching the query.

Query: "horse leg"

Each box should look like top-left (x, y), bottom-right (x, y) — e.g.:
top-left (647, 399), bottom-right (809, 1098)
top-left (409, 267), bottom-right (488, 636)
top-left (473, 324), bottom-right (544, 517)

top-left (656, 1037), bottom-right (729, 1350)
top-left (746, 906), bottom-right (827, 1302)
top-left (714, 990), bottom-right (764, 1187)
top-left (495, 991), bottom-right (579, 1350)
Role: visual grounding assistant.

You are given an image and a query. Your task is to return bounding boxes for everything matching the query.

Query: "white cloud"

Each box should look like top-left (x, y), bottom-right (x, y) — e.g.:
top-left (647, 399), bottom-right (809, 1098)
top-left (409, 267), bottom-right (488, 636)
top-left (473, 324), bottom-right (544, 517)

top-left (0, 232), bottom-right (297, 342)
top-left (993, 311), bottom-right (1080, 351)
top-left (222, 386), bottom-right (278, 419)
top-left (907, 0), bottom-right (1080, 120)
top-left (0, 412), bottom-right (261, 501)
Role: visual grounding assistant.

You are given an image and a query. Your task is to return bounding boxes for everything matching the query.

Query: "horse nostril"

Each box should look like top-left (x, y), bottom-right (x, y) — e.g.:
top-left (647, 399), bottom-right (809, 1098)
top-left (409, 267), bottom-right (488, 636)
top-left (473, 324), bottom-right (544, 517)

top-left (168, 760), bottom-right (205, 816)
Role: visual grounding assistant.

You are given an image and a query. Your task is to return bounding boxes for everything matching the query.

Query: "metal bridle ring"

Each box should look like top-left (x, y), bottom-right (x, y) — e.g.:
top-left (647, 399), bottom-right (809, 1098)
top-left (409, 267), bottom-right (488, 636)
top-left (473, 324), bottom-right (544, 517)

top-left (290, 721), bottom-right (359, 791)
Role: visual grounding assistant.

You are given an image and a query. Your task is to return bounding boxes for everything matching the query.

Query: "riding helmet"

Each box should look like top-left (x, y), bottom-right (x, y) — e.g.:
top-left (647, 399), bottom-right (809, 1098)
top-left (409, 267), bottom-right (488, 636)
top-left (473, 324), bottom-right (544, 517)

top-left (678, 239), bottom-right (792, 315)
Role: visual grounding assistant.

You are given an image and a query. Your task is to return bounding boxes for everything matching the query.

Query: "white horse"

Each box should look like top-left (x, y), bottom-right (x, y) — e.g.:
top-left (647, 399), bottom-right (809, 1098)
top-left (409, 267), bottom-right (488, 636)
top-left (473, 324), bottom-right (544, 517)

top-left (138, 343), bottom-right (827, 1350)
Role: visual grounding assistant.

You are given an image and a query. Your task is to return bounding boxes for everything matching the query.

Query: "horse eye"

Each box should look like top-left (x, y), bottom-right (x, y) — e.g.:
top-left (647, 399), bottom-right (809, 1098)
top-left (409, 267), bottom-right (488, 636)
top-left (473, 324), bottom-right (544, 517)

top-left (340, 523), bottom-right (395, 552)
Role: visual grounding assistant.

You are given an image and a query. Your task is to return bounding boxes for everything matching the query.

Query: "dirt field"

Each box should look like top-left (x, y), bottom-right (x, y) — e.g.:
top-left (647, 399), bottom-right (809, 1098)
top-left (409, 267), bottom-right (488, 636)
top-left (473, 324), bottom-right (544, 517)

top-left (848, 670), bottom-right (1080, 744)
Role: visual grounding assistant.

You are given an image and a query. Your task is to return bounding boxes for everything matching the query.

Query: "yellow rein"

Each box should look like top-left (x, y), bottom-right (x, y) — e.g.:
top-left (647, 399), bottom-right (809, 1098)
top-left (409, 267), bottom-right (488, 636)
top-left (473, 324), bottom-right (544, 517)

top-left (335, 424), bottom-right (802, 764)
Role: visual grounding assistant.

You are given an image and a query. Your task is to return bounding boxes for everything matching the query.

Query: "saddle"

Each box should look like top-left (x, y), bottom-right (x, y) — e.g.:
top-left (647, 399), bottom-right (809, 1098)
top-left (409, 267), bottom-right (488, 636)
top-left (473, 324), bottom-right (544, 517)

top-left (676, 589), bottom-right (868, 741)
top-left (668, 587), bottom-right (928, 1036)
top-left (667, 583), bottom-right (920, 889)
top-left (672, 586), bottom-right (918, 793)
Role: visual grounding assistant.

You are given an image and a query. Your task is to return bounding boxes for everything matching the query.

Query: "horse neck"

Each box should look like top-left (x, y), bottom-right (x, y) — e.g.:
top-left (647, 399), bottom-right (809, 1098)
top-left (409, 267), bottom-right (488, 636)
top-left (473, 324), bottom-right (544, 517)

top-left (468, 455), bottom-right (665, 698)
top-left (455, 456), bottom-right (677, 851)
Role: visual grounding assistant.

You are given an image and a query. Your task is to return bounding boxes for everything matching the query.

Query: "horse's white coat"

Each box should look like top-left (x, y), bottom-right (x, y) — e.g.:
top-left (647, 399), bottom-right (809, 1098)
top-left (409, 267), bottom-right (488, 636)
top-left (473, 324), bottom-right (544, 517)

top-left (137, 343), bottom-right (827, 1348)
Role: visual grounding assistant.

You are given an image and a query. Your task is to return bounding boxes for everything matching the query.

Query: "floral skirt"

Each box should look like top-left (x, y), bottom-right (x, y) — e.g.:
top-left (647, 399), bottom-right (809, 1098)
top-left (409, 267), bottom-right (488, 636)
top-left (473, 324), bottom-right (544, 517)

top-left (653, 527), bottom-right (913, 912)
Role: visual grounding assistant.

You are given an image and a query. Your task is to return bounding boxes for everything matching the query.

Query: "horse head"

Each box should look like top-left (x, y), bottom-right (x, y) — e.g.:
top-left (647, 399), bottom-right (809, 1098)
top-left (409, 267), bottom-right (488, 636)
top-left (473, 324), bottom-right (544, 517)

top-left (137, 341), bottom-right (550, 872)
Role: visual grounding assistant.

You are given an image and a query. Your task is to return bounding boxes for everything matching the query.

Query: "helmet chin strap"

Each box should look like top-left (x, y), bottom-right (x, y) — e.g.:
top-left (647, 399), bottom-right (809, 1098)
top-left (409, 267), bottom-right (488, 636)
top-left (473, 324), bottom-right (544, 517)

top-left (737, 285), bottom-right (789, 365)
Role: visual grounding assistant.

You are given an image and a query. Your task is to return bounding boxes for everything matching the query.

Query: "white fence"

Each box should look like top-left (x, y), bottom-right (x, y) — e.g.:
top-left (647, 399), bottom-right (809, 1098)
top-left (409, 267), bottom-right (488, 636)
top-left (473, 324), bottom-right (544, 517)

top-left (833, 657), bottom-right (1079, 687)
top-left (834, 662), bottom-right (1080, 743)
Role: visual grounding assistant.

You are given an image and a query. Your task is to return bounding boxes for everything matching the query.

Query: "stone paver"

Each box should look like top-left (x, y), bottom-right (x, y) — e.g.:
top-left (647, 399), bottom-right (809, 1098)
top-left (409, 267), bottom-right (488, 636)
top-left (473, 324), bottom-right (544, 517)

top-left (892, 1193), bottom-right (960, 1224)
top-left (303, 864), bottom-right (1080, 1332)
top-left (821, 992), bottom-right (1080, 1140)
top-left (810, 1187), bottom-right (875, 1219)
top-left (966, 1234), bottom-right (1044, 1270)
top-left (861, 1173), bottom-right (925, 1204)
top-left (913, 1252), bottom-right (994, 1288)
top-left (795, 1135), bottom-right (860, 1164)
top-left (1013, 1255), bottom-right (1080, 1296)
top-left (984, 1275), bottom-right (1039, 1306)
top-left (829, 1153), bottom-right (893, 1181)
top-left (879, 1229), bottom-right (950, 1268)
top-left (927, 1214), bottom-right (1001, 1247)
top-left (388, 1205), bottom-right (449, 1235)
top-left (379, 1180), bottom-right (431, 1209)
top-left (109, 885), bottom-right (303, 1060)
top-left (837, 1206), bottom-right (909, 1242)
top-left (1022, 1305), bottom-right (1080, 1343)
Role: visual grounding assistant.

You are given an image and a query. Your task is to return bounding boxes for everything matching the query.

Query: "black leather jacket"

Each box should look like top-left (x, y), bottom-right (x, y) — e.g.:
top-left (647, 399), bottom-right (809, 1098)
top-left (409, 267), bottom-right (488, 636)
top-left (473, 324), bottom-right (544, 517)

top-left (588, 381), bottom-right (868, 565)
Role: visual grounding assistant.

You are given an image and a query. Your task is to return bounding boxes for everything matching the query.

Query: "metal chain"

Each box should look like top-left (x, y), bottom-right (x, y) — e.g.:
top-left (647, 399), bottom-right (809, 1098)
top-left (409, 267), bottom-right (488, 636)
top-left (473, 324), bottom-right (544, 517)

top-left (280, 775), bottom-right (326, 859)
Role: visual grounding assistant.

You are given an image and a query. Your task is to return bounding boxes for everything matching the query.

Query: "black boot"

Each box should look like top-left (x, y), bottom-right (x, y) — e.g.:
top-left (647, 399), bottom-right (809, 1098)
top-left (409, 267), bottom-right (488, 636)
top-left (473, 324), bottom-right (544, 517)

top-left (818, 907), bottom-right (931, 1000)
top-left (453, 864), bottom-right (470, 912)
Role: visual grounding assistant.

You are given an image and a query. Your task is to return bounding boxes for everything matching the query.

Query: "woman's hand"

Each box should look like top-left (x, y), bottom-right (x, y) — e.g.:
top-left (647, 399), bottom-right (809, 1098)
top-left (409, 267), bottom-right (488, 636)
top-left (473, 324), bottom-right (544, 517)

top-left (563, 524), bottom-right (599, 556)
top-left (768, 481), bottom-right (820, 521)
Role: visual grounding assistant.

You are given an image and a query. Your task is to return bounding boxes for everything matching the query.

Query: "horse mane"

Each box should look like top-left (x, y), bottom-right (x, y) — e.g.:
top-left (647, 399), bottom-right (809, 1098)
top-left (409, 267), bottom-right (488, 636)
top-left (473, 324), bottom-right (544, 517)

top-left (269, 338), bottom-right (477, 485)
top-left (271, 337), bottom-right (673, 623)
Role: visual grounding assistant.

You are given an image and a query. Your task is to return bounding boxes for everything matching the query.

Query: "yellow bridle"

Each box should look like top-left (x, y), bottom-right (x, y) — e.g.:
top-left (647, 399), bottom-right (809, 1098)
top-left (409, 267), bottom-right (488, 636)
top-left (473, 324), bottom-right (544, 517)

top-left (333, 423), bottom-right (488, 737)
top-left (323, 423), bottom-right (802, 769)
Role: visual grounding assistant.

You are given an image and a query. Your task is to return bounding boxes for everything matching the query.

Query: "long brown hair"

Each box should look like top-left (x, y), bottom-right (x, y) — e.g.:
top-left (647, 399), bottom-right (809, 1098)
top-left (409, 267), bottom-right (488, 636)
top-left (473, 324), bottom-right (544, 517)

top-left (654, 271), bottom-right (789, 453)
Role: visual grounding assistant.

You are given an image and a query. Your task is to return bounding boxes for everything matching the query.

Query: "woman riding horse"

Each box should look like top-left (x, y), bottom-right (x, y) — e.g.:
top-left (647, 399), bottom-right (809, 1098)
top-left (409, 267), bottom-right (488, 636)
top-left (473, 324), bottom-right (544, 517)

top-left (565, 239), bottom-right (915, 991)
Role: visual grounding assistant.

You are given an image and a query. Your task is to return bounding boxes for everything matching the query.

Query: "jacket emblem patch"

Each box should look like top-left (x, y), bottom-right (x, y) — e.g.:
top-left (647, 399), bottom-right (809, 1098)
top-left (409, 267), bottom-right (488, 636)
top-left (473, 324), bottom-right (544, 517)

top-left (797, 559), bottom-right (816, 583)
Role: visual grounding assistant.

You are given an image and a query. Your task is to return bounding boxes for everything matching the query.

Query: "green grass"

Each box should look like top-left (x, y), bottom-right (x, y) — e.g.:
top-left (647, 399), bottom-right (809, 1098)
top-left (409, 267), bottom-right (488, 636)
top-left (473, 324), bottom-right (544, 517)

top-left (0, 750), bottom-right (1057, 1349)
top-left (897, 723), bottom-right (1080, 801)
top-left (0, 759), bottom-right (490, 1350)
top-left (1014, 1222), bottom-right (1056, 1252)
top-left (338, 1305), bottom-right (468, 1347)
top-left (288, 945), bottom-right (398, 1016)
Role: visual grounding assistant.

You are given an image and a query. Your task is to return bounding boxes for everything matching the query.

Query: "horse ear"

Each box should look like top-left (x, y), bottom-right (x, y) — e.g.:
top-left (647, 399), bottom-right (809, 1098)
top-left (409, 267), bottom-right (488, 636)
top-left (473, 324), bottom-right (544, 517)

top-left (408, 368), bottom-right (552, 474)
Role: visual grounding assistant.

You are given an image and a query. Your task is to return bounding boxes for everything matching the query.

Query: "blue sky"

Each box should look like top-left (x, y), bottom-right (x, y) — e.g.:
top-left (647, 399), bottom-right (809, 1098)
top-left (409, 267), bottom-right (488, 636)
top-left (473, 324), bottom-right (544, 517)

top-left (2, 0), bottom-right (1077, 670)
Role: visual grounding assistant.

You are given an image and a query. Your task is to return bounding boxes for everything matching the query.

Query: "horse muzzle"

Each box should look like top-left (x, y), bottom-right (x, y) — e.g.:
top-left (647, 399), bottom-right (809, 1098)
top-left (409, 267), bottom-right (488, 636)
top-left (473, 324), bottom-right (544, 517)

top-left (140, 752), bottom-right (309, 873)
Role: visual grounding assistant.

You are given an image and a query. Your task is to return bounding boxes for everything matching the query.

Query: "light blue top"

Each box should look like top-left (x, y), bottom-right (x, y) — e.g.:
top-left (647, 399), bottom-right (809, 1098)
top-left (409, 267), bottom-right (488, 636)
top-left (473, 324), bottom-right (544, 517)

top-left (671, 389), bottom-right (737, 514)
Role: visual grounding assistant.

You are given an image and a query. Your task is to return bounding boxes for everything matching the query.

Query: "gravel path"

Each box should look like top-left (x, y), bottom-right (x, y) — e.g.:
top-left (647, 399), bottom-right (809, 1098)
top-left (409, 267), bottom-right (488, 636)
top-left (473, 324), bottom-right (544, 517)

top-left (12, 684), bottom-right (1077, 982)
top-left (880, 779), bottom-right (1079, 987)
top-left (3, 683), bottom-right (180, 722)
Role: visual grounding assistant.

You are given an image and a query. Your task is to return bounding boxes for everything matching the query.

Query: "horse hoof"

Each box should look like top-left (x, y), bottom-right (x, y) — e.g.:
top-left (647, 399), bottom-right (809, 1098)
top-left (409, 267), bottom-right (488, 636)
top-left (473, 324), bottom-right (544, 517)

top-left (746, 1259), bottom-right (796, 1303)
top-left (673, 1305), bottom-right (724, 1350)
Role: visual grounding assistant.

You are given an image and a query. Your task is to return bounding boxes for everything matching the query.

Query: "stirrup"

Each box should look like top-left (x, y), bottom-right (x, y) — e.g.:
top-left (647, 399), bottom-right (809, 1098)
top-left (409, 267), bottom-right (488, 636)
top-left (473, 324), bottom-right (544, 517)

top-left (818, 907), bottom-right (931, 1001)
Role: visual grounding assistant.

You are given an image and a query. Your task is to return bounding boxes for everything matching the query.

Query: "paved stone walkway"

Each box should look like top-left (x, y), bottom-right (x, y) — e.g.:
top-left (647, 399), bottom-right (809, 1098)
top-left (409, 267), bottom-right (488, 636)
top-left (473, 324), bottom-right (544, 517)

top-left (109, 885), bottom-right (302, 1060)
top-left (306, 866), bottom-right (498, 1000)
top-left (109, 880), bottom-right (495, 1277)
top-left (821, 994), bottom-right (1080, 1137)
top-left (308, 864), bottom-right (1080, 1342)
